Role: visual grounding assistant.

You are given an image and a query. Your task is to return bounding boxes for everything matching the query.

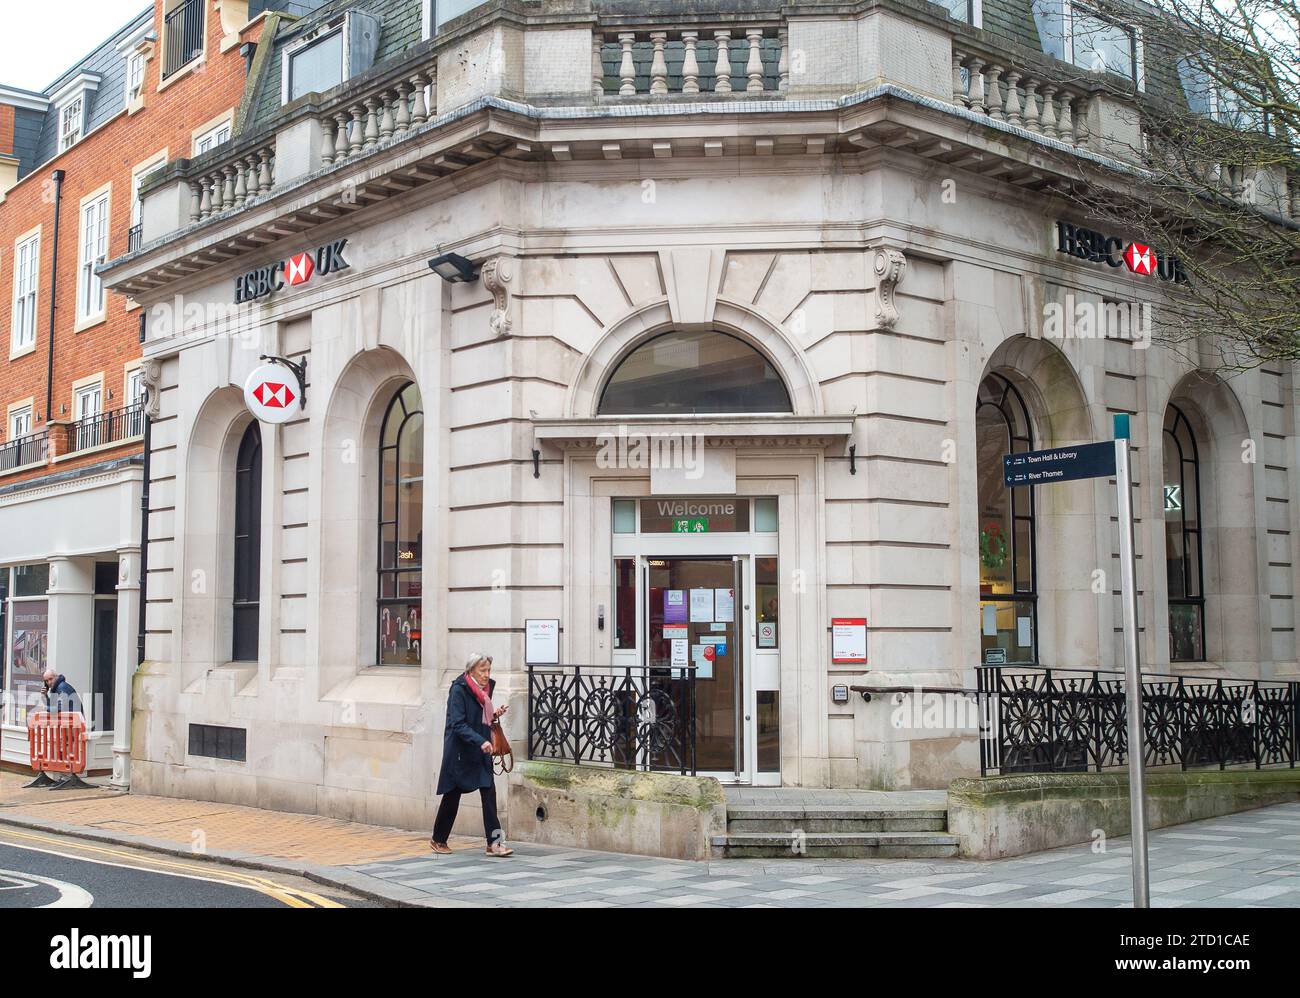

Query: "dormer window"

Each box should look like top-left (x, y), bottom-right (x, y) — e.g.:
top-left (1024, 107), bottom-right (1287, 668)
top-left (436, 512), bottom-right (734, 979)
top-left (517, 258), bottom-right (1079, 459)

top-left (937, 0), bottom-right (982, 27)
top-left (422, 0), bottom-right (491, 38)
top-left (50, 71), bottom-right (100, 153)
top-left (1064, 2), bottom-right (1142, 87)
top-left (127, 51), bottom-right (146, 103)
top-left (1178, 56), bottom-right (1269, 133)
top-left (59, 98), bottom-right (84, 151)
top-left (281, 13), bottom-right (382, 104)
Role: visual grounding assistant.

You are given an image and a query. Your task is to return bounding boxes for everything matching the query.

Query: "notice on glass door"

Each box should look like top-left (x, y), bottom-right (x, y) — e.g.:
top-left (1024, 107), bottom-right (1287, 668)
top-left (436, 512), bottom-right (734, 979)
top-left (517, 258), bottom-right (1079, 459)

top-left (689, 589), bottom-right (714, 623)
top-left (671, 639), bottom-right (689, 668)
top-left (714, 588), bottom-right (735, 623)
top-left (664, 590), bottom-right (687, 623)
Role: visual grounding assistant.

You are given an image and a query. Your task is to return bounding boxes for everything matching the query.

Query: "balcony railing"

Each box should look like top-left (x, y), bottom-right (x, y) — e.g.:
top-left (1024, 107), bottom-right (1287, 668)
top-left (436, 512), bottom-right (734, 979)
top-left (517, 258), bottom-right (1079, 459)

top-left (594, 25), bottom-right (788, 98)
top-left (68, 403), bottom-right (145, 454)
top-left (163, 0), bottom-right (205, 80)
top-left (977, 664), bottom-right (1298, 777)
top-left (527, 663), bottom-right (697, 774)
top-left (0, 429), bottom-right (48, 472)
top-left (128, 224), bottom-right (143, 253)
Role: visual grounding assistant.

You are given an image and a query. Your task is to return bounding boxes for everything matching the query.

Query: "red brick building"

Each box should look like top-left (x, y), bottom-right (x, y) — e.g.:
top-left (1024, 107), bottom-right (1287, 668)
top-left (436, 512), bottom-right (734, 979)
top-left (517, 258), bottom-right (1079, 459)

top-left (0, 1), bottom-right (295, 783)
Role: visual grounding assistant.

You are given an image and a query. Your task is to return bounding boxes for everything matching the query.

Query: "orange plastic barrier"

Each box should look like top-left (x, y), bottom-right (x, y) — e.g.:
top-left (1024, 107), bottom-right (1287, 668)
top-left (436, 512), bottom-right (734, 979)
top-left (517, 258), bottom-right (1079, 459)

top-left (27, 711), bottom-right (87, 777)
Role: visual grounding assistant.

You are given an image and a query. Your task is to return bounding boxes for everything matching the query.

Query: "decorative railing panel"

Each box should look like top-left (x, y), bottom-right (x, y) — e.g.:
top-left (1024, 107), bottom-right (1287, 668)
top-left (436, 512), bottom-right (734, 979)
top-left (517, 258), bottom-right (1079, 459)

top-left (0, 429), bottom-right (48, 473)
top-left (163, 0), bottom-right (205, 81)
top-left (978, 665), bottom-right (1298, 776)
top-left (594, 26), bottom-right (787, 98)
top-left (951, 44), bottom-right (1094, 150)
top-left (527, 664), bottom-right (696, 774)
top-left (67, 403), bottom-right (145, 453)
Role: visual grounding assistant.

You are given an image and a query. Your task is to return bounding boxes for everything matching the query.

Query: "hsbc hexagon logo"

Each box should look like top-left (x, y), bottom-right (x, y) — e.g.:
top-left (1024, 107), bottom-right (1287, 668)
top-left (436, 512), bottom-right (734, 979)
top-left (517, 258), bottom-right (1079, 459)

top-left (1123, 241), bottom-right (1155, 275)
top-left (1055, 221), bottom-right (1188, 284)
top-left (285, 252), bottom-right (315, 286)
top-left (244, 363), bottom-right (303, 424)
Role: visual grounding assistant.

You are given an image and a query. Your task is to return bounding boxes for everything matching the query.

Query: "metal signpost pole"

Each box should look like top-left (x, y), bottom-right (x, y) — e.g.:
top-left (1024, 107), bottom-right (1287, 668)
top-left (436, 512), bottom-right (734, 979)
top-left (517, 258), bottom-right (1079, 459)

top-left (1113, 415), bottom-right (1150, 908)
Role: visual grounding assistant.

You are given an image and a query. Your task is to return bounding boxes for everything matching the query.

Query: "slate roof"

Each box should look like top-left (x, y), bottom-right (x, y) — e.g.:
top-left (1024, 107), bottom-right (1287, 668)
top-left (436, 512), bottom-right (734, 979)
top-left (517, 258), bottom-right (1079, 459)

top-left (14, 7), bottom-right (153, 179)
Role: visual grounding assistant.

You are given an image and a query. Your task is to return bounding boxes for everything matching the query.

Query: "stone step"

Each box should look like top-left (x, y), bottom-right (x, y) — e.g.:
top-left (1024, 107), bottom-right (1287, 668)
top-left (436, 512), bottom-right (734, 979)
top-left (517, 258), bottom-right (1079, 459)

top-left (725, 805), bottom-right (947, 834)
top-left (712, 830), bottom-right (961, 860)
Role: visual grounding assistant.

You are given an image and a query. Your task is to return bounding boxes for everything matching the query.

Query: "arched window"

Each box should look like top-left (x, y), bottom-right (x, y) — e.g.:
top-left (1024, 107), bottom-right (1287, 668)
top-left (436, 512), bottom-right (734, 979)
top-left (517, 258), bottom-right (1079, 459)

top-left (232, 421), bottom-right (262, 662)
top-left (597, 330), bottom-right (793, 415)
top-left (1164, 403), bottom-right (1204, 661)
top-left (975, 373), bottom-right (1037, 664)
top-left (378, 383), bottom-right (423, 666)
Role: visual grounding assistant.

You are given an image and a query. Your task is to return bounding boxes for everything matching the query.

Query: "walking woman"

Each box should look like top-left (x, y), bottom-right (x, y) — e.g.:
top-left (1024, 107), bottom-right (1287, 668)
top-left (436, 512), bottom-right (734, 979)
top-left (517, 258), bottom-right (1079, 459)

top-left (431, 652), bottom-right (513, 856)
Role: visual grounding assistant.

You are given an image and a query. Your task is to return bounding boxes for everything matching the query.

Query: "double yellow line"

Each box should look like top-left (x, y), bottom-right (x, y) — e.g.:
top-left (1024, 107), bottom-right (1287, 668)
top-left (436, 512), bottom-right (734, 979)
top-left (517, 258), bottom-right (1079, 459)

top-left (0, 827), bottom-right (345, 908)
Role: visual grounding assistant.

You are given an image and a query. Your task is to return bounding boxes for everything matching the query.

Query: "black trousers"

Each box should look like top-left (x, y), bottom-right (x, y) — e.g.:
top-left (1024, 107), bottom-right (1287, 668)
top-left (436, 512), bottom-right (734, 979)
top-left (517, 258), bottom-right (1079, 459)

top-left (432, 782), bottom-right (501, 844)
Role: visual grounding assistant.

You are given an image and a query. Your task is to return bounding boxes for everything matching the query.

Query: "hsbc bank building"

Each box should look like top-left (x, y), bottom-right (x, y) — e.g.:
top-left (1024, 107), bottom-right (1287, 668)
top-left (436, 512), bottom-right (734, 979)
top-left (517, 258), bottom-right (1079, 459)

top-left (95, 0), bottom-right (1300, 838)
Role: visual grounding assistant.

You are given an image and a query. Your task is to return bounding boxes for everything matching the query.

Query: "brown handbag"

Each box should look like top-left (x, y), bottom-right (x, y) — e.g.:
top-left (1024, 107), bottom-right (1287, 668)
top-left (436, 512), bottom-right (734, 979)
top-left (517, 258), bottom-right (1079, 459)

top-left (490, 720), bottom-right (513, 774)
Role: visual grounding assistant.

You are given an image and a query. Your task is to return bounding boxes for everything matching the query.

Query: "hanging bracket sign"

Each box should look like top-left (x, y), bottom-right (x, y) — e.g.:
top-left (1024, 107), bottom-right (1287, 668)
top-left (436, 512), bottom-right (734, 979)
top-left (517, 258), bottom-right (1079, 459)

top-left (1003, 442), bottom-right (1116, 487)
top-left (243, 357), bottom-right (307, 424)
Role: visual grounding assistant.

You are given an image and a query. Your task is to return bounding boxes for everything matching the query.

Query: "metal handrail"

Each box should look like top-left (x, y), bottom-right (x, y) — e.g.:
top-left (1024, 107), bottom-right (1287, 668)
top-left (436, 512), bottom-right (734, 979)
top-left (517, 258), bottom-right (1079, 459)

top-left (0, 428), bottom-right (48, 472)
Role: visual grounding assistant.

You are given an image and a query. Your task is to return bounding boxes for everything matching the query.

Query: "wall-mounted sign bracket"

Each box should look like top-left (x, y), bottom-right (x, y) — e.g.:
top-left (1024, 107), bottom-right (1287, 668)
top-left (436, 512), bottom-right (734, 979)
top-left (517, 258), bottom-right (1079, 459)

top-left (259, 355), bottom-right (308, 406)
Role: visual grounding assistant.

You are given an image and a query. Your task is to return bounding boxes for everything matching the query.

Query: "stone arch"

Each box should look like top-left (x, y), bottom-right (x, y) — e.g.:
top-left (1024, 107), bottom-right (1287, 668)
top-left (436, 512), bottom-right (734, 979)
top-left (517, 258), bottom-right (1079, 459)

top-left (1158, 370), bottom-right (1259, 671)
top-left (318, 347), bottom-right (423, 695)
top-left (565, 298), bottom-right (822, 418)
top-left (976, 335), bottom-right (1099, 669)
top-left (180, 385), bottom-right (258, 682)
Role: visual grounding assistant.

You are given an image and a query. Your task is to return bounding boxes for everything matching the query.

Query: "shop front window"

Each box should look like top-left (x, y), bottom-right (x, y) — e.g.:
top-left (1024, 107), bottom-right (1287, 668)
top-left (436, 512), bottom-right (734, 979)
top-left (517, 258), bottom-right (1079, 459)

top-left (4, 564), bottom-right (50, 721)
top-left (1164, 403), bottom-right (1204, 661)
top-left (378, 383), bottom-right (423, 665)
top-left (976, 373), bottom-right (1037, 664)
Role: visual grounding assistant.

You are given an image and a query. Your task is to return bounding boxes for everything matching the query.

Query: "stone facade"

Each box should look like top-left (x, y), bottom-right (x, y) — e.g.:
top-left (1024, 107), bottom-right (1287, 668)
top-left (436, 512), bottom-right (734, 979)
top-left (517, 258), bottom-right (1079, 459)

top-left (100, 0), bottom-right (1300, 833)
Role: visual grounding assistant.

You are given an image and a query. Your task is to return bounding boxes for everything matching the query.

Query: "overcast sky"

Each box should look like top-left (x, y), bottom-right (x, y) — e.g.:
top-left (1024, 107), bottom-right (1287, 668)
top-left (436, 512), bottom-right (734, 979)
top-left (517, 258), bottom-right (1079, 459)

top-left (0, 1), bottom-right (150, 93)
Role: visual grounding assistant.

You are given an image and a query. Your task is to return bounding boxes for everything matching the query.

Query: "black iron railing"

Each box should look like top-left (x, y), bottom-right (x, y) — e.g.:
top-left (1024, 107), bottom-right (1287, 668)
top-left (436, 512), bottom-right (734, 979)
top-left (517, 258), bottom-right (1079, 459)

top-left (128, 224), bottom-right (143, 253)
top-left (69, 403), bottom-right (145, 452)
top-left (527, 664), bottom-right (697, 774)
top-left (977, 665), bottom-right (1299, 776)
top-left (0, 429), bottom-right (48, 472)
top-left (163, 0), bottom-right (205, 80)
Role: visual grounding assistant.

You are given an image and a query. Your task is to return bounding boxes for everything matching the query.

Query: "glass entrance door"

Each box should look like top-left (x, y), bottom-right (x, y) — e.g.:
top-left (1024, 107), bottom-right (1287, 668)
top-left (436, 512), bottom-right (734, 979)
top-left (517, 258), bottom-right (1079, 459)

top-left (645, 556), bottom-right (744, 780)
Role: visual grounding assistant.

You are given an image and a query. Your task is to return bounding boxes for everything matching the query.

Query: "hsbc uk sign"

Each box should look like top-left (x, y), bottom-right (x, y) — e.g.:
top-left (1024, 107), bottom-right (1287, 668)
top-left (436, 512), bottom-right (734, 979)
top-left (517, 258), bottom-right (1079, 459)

top-left (1055, 221), bottom-right (1188, 285)
top-left (234, 239), bottom-right (350, 304)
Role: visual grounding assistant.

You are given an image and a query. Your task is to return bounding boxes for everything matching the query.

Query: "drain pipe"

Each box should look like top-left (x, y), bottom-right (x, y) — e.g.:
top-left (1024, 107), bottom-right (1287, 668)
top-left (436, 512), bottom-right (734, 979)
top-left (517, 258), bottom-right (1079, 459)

top-left (44, 169), bottom-right (65, 425)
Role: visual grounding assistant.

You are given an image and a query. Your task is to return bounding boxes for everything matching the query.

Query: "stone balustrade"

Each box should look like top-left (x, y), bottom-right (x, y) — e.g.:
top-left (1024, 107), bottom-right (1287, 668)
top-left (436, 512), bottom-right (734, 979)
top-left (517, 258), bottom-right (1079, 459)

top-left (320, 72), bottom-right (436, 167)
top-left (952, 45), bottom-right (1093, 150)
top-left (189, 142), bottom-right (277, 224)
top-left (595, 24), bottom-right (788, 98)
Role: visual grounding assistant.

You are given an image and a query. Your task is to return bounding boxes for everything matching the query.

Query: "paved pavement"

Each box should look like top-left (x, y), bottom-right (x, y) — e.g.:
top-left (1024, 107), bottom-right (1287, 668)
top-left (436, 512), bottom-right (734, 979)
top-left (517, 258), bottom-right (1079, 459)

top-left (3, 771), bottom-right (1298, 907)
top-left (351, 802), bottom-right (1300, 907)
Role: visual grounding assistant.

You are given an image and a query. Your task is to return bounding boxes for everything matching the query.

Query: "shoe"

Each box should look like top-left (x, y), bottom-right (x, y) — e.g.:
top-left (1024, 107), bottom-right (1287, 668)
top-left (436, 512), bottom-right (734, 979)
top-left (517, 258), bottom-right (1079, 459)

top-left (485, 844), bottom-right (514, 857)
top-left (430, 841), bottom-right (453, 854)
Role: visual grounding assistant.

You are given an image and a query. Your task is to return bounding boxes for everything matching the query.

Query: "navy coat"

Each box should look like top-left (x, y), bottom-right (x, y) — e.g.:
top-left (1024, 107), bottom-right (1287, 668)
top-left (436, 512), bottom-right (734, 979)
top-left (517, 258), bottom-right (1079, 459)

top-left (436, 675), bottom-right (495, 795)
top-left (43, 676), bottom-right (82, 715)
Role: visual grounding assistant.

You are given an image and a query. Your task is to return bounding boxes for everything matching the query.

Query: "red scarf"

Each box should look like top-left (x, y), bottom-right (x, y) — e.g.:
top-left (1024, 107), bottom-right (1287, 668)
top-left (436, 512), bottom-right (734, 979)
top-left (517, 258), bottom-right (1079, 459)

top-left (465, 672), bottom-right (494, 727)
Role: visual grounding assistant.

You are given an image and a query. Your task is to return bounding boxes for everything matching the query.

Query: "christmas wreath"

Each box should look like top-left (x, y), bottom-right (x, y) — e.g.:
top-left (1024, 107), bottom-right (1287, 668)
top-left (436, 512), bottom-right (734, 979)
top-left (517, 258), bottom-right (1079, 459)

top-left (980, 522), bottom-right (1008, 570)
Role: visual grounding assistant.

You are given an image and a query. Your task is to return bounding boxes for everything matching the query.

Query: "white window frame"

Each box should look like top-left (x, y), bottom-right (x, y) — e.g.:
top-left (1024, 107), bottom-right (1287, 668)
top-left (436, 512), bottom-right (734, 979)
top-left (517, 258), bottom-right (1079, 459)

top-left (192, 117), bottom-right (232, 157)
top-left (72, 376), bottom-right (104, 452)
top-left (125, 365), bottom-right (147, 438)
top-left (282, 23), bottom-right (346, 104)
top-left (58, 96), bottom-right (85, 152)
top-left (11, 229), bottom-right (40, 357)
top-left (131, 150), bottom-right (168, 229)
top-left (7, 402), bottom-right (34, 441)
top-left (422, 1), bottom-right (494, 38)
top-left (77, 187), bottom-right (111, 327)
top-left (127, 50), bottom-right (146, 103)
top-left (1062, 0), bottom-right (1145, 90)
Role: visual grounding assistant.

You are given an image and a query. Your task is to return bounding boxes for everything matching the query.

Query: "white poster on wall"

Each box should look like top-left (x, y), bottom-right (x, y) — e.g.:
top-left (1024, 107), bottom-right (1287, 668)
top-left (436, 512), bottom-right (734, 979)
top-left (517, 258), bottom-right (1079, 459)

top-left (525, 618), bottom-right (560, 664)
top-left (689, 589), bottom-right (714, 623)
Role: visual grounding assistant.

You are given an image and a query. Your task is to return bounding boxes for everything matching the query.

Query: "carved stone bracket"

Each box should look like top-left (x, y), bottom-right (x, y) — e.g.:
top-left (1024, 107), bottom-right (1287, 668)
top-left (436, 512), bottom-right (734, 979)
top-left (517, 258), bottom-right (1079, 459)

top-left (142, 358), bottom-right (163, 419)
top-left (872, 248), bottom-right (907, 329)
top-left (482, 255), bottom-right (515, 336)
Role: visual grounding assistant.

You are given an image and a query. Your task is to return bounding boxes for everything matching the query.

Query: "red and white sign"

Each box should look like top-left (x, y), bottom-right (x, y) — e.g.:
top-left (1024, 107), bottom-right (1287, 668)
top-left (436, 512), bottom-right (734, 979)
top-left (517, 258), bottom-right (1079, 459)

top-left (285, 251), bottom-right (316, 286)
top-left (831, 617), bottom-right (868, 665)
top-left (1123, 241), bottom-right (1155, 276)
top-left (243, 363), bottom-right (303, 424)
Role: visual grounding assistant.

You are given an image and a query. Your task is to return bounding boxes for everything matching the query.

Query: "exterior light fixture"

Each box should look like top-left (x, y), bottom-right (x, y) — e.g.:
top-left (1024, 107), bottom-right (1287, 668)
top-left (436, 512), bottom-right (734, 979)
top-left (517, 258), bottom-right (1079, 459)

top-left (427, 252), bottom-right (480, 283)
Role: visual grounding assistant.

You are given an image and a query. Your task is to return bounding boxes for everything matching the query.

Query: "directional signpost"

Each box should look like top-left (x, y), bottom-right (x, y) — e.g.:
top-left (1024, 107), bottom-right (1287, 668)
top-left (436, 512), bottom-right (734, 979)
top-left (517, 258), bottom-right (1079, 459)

top-left (1002, 414), bottom-right (1150, 908)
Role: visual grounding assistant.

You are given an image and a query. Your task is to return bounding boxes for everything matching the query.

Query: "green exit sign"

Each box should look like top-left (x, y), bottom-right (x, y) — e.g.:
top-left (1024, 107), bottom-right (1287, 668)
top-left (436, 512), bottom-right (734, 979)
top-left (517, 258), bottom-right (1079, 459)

top-left (672, 518), bottom-right (709, 533)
